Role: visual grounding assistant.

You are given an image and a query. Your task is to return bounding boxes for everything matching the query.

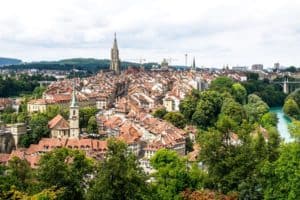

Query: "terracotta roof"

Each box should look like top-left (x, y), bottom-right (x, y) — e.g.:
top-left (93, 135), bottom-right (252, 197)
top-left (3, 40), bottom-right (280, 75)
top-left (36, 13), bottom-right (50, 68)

top-left (118, 122), bottom-right (141, 144)
top-left (48, 114), bottom-right (70, 130)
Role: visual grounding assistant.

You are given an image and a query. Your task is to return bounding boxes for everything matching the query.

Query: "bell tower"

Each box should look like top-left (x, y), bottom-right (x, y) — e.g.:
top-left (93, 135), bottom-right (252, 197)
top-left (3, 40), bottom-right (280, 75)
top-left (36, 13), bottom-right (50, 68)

top-left (69, 82), bottom-right (80, 138)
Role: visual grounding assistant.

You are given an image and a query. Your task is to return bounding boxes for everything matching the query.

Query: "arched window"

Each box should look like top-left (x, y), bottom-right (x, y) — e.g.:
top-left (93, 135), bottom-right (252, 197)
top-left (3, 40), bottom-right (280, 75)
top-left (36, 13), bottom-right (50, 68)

top-left (73, 110), bottom-right (76, 116)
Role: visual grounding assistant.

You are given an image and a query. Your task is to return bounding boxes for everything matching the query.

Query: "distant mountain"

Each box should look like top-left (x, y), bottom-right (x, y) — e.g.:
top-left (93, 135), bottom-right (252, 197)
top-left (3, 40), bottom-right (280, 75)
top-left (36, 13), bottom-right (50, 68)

top-left (0, 57), bottom-right (22, 66)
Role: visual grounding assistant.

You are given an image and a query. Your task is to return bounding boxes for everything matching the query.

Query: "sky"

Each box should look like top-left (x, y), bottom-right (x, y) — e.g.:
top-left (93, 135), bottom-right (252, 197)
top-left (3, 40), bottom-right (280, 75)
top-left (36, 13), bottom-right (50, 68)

top-left (1, 0), bottom-right (300, 67)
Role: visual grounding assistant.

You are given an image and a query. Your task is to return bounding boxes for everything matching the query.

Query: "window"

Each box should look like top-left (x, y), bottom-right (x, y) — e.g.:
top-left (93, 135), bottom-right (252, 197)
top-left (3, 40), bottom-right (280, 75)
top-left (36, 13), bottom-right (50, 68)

top-left (73, 110), bottom-right (76, 116)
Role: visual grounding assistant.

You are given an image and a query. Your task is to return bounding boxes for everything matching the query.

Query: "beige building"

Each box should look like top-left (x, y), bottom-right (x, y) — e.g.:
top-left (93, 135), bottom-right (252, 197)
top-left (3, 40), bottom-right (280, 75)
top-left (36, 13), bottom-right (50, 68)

top-left (27, 99), bottom-right (48, 113)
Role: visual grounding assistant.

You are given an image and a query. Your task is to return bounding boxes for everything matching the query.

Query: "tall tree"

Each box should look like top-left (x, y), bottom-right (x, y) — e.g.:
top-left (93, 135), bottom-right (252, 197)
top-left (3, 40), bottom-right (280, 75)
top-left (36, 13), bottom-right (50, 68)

top-left (87, 139), bottom-right (149, 200)
top-left (37, 148), bottom-right (93, 200)
top-left (87, 116), bottom-right (98, 134)
top-left (150, 149), bottom-right (205, 200)
top-left (231, 83), bottom-right (247, 104)
top-left (283, 98), bottom-right (300, 118)
top-left (262, 143), bottom-right (300, 199)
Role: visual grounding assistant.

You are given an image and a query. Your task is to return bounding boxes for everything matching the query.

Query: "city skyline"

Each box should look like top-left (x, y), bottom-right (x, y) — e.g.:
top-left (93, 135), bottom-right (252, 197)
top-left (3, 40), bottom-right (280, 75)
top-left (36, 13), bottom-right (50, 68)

top-left (1, 0), bottom-right (300, 67)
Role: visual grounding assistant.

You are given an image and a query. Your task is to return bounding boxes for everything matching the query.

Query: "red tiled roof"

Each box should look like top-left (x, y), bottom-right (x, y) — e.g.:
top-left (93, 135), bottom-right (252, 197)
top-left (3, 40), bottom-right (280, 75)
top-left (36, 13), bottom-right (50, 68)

top-left (48, 114), bottom-right (69, 130)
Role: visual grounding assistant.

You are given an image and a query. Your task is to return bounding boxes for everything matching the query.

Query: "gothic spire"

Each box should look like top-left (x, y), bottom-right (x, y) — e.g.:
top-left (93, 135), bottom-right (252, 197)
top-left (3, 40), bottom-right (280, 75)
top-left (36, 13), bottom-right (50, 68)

top-left (192, 57), bottom-right (196, 70)
top-left (70, 80), bottom-right (78, 107)
top-left (113, 32), bottom-right (118, 49)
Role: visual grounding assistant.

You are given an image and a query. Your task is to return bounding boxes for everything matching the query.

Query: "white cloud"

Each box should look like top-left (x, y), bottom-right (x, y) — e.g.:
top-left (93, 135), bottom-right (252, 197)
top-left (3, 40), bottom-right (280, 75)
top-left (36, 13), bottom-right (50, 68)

top-left (0, 0), bottom-right (300, 67)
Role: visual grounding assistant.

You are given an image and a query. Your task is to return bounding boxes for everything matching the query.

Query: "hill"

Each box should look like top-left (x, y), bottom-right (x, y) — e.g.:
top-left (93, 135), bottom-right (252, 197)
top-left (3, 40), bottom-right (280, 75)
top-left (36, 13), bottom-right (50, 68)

top-left (0, 57), bottom-right (22, 66)
top-left (3, 58), bottom-right (159, 73)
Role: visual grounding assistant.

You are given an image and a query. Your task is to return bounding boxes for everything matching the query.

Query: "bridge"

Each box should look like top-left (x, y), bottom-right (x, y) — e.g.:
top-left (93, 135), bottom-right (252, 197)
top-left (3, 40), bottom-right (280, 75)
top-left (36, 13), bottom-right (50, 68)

top-left (272, 77), bottom-right (300, 94)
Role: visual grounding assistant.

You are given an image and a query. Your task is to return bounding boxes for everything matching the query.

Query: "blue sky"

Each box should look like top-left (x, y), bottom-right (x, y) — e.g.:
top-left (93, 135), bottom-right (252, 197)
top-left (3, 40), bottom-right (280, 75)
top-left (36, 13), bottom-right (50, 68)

top-left (1, 0), bottom-right (300, 67)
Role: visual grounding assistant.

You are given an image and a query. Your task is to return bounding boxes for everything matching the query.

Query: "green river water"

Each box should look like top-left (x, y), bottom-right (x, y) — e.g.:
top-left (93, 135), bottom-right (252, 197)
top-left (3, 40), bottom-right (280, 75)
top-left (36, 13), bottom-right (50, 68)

top-left (269, 107), bottom-right (292, 142)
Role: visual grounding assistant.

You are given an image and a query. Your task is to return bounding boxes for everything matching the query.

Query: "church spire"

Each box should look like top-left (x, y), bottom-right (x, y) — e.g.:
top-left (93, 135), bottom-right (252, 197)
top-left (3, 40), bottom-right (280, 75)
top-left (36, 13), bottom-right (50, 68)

top-left (110, 32), bottom-right (121, 74)
top-left (192, 57), bottom-right (196, 70)
top-left (113, 32), bottom-right (118, 49)
top-left (70, 80), bottom-right (78, 107)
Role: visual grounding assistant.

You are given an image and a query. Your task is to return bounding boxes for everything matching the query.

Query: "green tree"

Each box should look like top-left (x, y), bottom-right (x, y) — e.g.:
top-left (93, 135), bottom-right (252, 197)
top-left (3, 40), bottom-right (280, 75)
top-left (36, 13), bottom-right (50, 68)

top-left (262, 143), bottom-right (300, 199)
top-left (37, 148), bottom-right (93, 200)
top-left (288, 120), bottom-right (300, 141)
top-left (210, 76), bottom-right (234, 92)
top-left (231, 83), bottom-right (247, 104)
top-left (152, 108), bottom-right (167, 119)
top-left (0, 157), bottom-right (32, 195)
top-left (244, 94), bottom-right (269, 123)
top-left (221, 98), bottom-right (246, 125)
top-left (87, 139), bottom-right (149, 200)
top-left (192, 91), bottom-right (223, 128)
top-left (87, 116), bottom-right (98, 134)
top-left (198, 116), bottom-right (278, 198)
top-left (283, 98), bottom-right (300, 118)
top-left (163, 112), bottom-right (186, 129)
top-left (150, 149), bottom-right (204, 200)
top-left (80, 106), bottom-right (98, 129)
top-left (29, 113), bottom-right (50, 143)
top-left (179, 90), bottom-right (200, 121)
top-left (261, 112), bottom-right (278, 128)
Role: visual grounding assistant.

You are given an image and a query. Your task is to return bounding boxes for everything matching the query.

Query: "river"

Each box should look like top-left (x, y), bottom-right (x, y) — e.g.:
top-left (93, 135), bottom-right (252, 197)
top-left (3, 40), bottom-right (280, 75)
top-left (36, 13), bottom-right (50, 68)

top-left (269, 107), bottom-right (292, 142)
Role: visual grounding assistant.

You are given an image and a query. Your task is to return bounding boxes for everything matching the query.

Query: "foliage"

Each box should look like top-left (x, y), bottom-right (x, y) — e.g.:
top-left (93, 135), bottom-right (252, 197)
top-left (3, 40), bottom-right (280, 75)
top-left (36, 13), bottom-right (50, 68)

top-left (210, 76), bottom-right (234, 93)
top-left (0, 74), bottom-right (54, 97)
top-left (288, 120), bottom-right (300, 141)
top-left (79, 106), bottom-right (98, 129)
top-left (20, 113), bottom-right (50, 147)
top-left (150, 149), bottom-right (206, 200)
top-left (0, 157), bottom-right (32, 195)
top-left (244, 94), bottom-right (269, 123)
top-left (221, 98), bottom-right (246, 125)
top-left (231, 83), bottom-right (247, 104)
top-left (87, 139), bottom-right (149, 200)
top-left (32, 86), bottom-right (46, 98)
top-left (262, 143), bottom-right (300, 199)
top-left (87, 116), bottom-right (98, 134)
top-left (163, 111), bottom-right (186, 129)
top-left (261, 112), bottom-right (278, 128)
top-left (198, 116), bottom-right (280, 198)
top-left (179, 94), bottom-right (198, 121)
top-left (242, 80), bottom-right (286, 107)
top-left (192, 91), bottom-right (223, 128)
top-left (37, 148), bottom-right (93, 200)
top-left (152, 108), bottom-right (167, 119)
top-left (283, 98), bottom-right (300, 118)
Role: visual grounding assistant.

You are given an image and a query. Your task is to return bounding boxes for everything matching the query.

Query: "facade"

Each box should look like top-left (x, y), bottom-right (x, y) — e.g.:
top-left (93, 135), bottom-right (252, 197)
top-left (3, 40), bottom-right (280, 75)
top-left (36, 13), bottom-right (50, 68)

top-left (110, 33), bottom-right (121, 74)
top-left (27, 99), bottom-right (48, 113)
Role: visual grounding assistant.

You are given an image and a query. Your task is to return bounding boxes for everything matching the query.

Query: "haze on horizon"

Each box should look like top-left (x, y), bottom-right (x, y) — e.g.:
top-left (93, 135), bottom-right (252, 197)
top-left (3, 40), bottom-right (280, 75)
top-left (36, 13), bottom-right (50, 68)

top-left (1, 0), bottom-right (300, 68)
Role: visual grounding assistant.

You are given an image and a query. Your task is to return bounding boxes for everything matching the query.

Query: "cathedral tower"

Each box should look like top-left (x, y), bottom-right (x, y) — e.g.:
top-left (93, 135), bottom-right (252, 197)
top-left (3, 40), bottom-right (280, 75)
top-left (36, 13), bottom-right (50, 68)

top-left (110, 33), bottom-right (121, 74)
top-left (69, 83), bottom-right (80, 138)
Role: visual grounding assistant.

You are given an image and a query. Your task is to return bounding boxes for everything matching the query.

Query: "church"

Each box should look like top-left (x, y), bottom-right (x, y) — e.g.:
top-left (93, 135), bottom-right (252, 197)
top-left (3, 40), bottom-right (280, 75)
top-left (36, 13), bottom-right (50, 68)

top-left (48, 85), bottom-right (80, 139)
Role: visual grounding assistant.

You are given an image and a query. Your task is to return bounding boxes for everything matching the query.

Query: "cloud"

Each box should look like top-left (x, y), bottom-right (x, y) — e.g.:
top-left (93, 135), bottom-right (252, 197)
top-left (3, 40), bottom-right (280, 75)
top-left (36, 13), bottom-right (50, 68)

top-left (0, 0), bottom-right (300, 67)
